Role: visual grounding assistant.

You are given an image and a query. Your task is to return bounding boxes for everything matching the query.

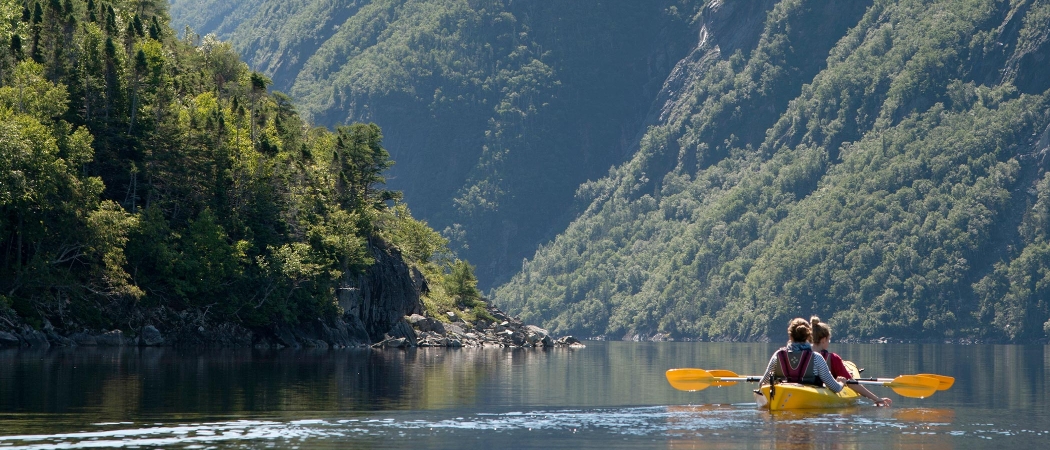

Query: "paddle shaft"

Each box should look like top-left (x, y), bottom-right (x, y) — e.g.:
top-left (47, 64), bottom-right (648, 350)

top-left (848, 379), bottom-right (891, 387)
top-left (707, 376), bottom-right (763, 383)
top-left (667, 368), bottom-right (940, 397)
top-left (685, 376), bottom-right (897, 388)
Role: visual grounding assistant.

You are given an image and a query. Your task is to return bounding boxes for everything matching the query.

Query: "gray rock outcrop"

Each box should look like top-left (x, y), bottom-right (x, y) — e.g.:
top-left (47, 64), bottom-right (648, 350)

top-left (339, 239), bottom-right (423, 343)
top-left (385, 305), bottom-right (585, 349)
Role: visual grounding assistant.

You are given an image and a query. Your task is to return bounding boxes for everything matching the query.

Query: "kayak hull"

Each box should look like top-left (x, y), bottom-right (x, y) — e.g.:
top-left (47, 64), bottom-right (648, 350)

top-left (755, 383), bottom-right (861, 410)
top-left (755, 360), bottom-right (862, 410)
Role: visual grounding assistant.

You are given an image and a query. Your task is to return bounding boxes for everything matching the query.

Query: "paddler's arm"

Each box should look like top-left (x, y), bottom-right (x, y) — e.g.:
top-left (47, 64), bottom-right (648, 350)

top-left (758, 352), bottom-right (779, 386)
top-left (844, 382), bottom-right (893, 407)
top-left (812, 354), bottom-right (844, 392)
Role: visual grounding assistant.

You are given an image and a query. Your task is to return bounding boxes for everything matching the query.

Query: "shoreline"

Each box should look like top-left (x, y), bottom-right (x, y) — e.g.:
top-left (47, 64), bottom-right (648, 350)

top-left (0, 305), bottom-right (585, 350)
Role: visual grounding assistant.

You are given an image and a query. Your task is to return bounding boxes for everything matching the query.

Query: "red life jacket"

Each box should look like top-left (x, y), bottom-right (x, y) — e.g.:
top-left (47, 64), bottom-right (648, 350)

top-left (774, 347), bottom-right (819, 385)
top-left (820, 349), bottom-right (855, 381)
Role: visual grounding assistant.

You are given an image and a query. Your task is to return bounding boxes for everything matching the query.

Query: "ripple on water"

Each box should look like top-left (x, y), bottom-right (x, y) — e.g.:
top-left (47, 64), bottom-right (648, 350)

top-left (0, 406), bottom-right (1046, 448)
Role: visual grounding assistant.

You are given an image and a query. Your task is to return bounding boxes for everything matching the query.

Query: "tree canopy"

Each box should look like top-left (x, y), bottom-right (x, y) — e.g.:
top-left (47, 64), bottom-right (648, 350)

top-left (169, 0), bottom-right (699, 288)
top-left (0, 0), bottom-right (478, 334)
top-left (495, 0), bottom-right (1050, 343)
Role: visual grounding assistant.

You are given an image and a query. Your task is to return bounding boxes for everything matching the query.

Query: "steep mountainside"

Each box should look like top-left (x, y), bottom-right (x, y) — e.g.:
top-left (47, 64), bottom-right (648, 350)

top-left (170, 0), bottom-right (1050, 343)
top-left (168, 0), bottom-right (698, 288)
top-left (495, 0), bottom-right (1050, 342)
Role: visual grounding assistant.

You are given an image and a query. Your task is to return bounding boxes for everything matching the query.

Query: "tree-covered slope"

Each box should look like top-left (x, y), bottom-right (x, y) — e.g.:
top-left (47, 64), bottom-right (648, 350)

top-left (168, 0), bottom-right (697, 288)
top-left (495, 0), bottom-right (1050, 343)
top-left (1, 0), bottom-right (481, 340)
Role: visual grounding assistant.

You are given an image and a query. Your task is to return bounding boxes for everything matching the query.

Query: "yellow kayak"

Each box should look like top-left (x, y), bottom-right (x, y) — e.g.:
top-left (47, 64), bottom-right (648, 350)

top-left (754, 361), bottom-right (862, 410)
top-left (755, 381), bottom-right (861, 410)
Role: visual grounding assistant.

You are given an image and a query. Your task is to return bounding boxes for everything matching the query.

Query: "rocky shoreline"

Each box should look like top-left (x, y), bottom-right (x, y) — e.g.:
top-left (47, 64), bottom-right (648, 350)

top-left (375, 306), bottom-right (583, 349)
top-left (0, 305), bottom-right (583, 350)
top-left (0, 240), bottom-right (583, 351)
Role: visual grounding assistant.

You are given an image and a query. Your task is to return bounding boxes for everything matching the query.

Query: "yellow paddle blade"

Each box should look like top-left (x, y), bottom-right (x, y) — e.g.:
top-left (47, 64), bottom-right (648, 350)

top-left (872, 373), bottom-right (955, 391)
top-left (708, 369), bottom-right (741, 387)
top-left (666, 368), bottom-right (715, 391)
top-left (918, 374), bottom-right (955, 390)
top-left (884, 375), bottom-right (940, 398)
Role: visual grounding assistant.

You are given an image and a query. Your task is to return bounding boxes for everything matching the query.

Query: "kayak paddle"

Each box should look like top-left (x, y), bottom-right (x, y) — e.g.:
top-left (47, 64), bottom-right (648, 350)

top-left (864, 374), bottom-right (954, 390)
top-left (665, 368), bottom-right (761, 391)
top-left (855, 366), bottom-right (953, 391)
top-left (666, 369), bottom-right (940, 398)
top-left (848, 375), bottom-right (939, 398)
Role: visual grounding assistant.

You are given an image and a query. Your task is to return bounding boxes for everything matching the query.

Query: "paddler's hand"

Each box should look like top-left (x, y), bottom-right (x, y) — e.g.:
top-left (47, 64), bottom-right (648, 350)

top-left (875, 397), bottom-right (893, 407)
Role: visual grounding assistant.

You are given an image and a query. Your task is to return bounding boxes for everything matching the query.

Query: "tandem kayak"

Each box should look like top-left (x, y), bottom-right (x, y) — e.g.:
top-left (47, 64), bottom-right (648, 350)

top-left (754, 361), bottom-right (862, 410)
top-left (755, 381), bottom-right (861, 410)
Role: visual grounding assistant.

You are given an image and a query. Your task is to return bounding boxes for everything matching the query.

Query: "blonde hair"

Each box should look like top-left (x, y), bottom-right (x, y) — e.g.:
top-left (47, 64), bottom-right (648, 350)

top-left (787, 317), bottom-right (811, 343)
top-left (810, 316), bottom-right (831, 343)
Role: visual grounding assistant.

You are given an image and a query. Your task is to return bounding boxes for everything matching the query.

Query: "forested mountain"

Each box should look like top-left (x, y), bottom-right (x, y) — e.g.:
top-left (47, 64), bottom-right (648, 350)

top-left (1, 0), bottom-right (481, 342)
top-left (167, 0), bottom-right (697, 289)
top-left (497, 0), bottom-right (1050, 343)
top-left (167, 0), bottom-right (1048, 343)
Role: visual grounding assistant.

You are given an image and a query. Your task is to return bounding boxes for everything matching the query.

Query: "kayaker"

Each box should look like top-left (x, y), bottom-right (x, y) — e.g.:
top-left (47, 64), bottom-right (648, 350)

top-left (758, 317), bottom-right (844, 392)
top-left (810, 316), bottom-right (893, 407)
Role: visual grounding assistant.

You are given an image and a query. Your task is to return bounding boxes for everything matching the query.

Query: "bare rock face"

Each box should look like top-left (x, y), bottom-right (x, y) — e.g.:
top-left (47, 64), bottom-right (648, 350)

top-left (338, 239), bottom-right (425, 343)
top-left (0, 331), bottom-right (21, 347)
top-left (140, 325), bottom-right (165, 346)
top-left (96, 330), bottom-right (125, 346)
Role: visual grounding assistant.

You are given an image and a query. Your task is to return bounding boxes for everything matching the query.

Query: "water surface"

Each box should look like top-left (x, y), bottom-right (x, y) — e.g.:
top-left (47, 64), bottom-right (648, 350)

top-left (0, 341), bottom-right (1046, 448)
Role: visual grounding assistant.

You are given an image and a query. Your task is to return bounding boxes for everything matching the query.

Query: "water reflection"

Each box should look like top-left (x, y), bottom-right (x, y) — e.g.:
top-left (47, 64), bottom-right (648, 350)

top-left (665, 406), bottom-right (959, 450)
top-left (0, 342), bottom-right (1048, 449)
top-left (0, 346), bottom-right (556, 419)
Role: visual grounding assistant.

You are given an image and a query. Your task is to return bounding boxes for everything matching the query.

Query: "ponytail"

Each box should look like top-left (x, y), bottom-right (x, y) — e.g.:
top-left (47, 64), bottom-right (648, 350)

top-left (811, 316), bottom-right (831, 343)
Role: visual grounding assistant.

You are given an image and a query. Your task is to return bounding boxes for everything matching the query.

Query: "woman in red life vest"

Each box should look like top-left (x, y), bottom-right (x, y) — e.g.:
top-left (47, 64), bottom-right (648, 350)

top-left (811, 316), bottom-right (892, 407)
top-left (758, 317), bottom-right (844, 391)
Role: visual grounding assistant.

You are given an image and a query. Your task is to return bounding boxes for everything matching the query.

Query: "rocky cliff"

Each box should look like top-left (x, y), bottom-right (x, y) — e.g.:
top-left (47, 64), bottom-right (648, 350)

top-left (0, 237), bottom-right (578, 349)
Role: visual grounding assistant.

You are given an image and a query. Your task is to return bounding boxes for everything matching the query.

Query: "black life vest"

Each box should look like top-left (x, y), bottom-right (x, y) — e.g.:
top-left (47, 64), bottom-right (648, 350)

top-left (774, 347), bottom-right (820, 386)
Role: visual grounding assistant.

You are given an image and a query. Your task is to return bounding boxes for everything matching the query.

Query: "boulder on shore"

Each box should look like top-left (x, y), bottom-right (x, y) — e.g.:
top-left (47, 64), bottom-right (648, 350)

top-left (382, 305), bottom-right (585, 349)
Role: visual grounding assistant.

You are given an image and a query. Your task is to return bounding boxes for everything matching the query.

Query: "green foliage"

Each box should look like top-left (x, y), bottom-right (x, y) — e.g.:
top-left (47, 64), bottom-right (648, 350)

top-left (333, 122), bottom-right (394, 213)
top-left (445, 259), bottom-right (481, 308)
top-left (417, 257), bottom-right (487, 324)
top-left (169, 0), bottom-right (700, 288)
top-left (379, 203), bottom-right (449, 265)
top-left (0, 0), bottom-right (435, 333)
top-left (0, 61), bottom-right (68, 121)
top-left (374, 201), bottom-right (493, 322)
top-left (495, 0), bottom-right (1050, 342)
top-left (86, 200), bottom-right (142, 299)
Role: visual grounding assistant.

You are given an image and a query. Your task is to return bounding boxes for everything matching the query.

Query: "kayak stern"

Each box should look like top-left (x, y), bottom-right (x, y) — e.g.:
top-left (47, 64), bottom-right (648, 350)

top-left (756, 383), bottom-right (861, 410)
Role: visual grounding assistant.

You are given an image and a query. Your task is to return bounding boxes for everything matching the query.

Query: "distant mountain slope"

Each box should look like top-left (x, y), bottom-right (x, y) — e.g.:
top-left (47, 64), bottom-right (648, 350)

top-left (495, 0), bottom-right (1050, 342)
top-left (172, 0), bottom-right (1050, 343)
top-left (168, 0), bottom-right (697, 289)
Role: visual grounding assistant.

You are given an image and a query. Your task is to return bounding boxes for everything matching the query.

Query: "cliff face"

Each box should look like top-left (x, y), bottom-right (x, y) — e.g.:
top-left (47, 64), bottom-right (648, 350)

top-left (338, 239), bottom-right (424, 343)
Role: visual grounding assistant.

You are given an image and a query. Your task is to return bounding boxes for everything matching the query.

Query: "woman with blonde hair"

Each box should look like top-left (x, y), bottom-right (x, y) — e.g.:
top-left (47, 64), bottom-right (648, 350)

top-left (810, 316), bottom-right (892, 407)
top-left (758, 317), bottom-right (843, 391)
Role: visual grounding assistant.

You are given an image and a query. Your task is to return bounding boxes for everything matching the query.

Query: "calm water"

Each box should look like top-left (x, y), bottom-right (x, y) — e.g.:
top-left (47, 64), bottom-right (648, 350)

top-left (0, 341), bottom-right (1046, 449)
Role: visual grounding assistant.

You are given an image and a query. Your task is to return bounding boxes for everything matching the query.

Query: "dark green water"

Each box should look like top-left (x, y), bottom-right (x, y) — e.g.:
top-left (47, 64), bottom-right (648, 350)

top-left (0, 341), bottom-right (1046, 449)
